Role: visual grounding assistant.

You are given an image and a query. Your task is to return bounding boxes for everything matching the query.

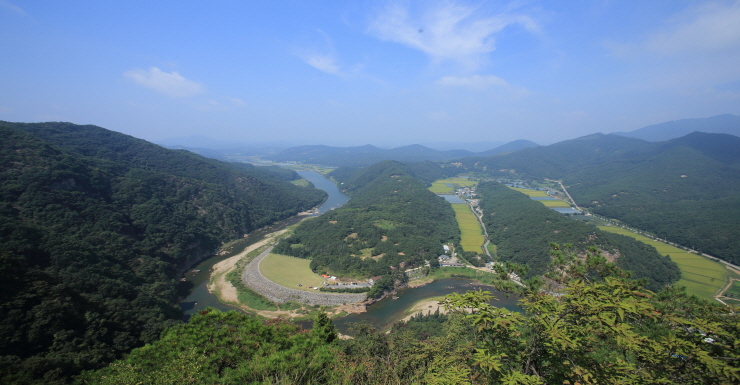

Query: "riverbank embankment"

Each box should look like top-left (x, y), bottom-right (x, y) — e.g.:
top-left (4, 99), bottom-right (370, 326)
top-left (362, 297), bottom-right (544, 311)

top-left (242, 246), bottom-right (367, 306)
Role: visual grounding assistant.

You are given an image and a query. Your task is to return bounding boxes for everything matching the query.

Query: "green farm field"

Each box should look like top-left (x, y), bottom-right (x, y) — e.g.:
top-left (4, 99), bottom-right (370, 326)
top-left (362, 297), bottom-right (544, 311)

top-left (508, 186), bottom-right (570, 208)
top-left (539, 199), bottom-right (571, 208)
top-left (260, 253), bottom-right (326, 290)
top-left (598, 226), bottom-right (727, 299)
top-left (452, 204), bottom-right (485, 253)
top-left (509, 187), bottom-right (548, 197)
top-left (429, 178), bottom-right (478, 194)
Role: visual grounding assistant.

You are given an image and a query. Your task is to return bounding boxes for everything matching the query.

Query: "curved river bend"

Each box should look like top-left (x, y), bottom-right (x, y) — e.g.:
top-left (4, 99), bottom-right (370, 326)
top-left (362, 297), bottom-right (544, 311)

top-left (180, 170), bottom-right (519, 333)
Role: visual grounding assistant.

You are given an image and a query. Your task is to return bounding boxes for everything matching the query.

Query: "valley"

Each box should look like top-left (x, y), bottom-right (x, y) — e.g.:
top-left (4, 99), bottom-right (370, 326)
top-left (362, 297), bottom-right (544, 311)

top-left (3, 120), bottom-right (740, 383)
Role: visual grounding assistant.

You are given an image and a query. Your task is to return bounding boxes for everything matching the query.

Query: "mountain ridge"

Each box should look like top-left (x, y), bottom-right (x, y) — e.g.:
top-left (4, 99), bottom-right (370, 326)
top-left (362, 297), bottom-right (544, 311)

top-left (612, 114), bottom-right (740, 142)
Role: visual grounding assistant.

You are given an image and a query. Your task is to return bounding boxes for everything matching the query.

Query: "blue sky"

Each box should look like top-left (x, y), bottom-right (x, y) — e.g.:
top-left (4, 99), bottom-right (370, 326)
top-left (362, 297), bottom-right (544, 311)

top-left (2, 1), bottom-right (739, 146)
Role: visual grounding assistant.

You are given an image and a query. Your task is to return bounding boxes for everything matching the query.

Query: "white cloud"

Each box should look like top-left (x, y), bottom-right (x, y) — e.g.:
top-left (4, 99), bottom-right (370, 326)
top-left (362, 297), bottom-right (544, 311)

top-left (368, 1), bottom-right (539, 69)
top-left (0, 0), bottom-right (25, 15)
top-left (124, 67), bottom-right (204, 97)
top-left (435, 74), bottom-right (509, 89)
top-left (0, 105), bottom-right (12, 114)
top-left (302, 53), bottom-right (342, 75)
top-left (645, 1), bottom-right (740, 55)
top-left (297, 29), bottom-right (350, 76)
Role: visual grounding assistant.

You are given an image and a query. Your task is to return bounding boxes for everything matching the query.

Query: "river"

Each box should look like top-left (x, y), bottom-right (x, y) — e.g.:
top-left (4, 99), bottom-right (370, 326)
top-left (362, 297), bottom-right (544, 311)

top-left (178, 170), bottom-right (350, 317)
top-left (332, 278), bottom-right (520, 333)
top-left (179, 169), bottom-right (520, 332)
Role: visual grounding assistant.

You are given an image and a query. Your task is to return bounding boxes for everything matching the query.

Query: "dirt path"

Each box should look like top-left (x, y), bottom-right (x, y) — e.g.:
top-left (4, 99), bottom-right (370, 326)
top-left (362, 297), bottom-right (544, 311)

top-left (207, 229), bottom-right (288, 305)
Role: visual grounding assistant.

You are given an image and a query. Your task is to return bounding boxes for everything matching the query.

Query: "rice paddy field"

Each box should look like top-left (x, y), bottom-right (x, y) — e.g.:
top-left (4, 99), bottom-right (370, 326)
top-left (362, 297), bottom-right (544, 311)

top-left (539, 199), bottom-right (571, 208)
top-left (260, 253), bottom-right (326, 291)
top-left (508, 187), bottom-right (571, 208)
top-left (428, 178), bottom-right (478, 194)
top-left (598, 226), bottom-right (727, 300)
top-left (452, 203), bottom-right (485, 253)
top-left (509, 187), bottom-right (549, 197)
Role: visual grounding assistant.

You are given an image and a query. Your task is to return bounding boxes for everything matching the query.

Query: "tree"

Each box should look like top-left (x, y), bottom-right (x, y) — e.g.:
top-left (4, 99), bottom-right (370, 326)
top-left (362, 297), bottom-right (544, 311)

top-left (444, 245), bottom-right (740, 384)
top-left (313, 311), bottom-right (338, 344)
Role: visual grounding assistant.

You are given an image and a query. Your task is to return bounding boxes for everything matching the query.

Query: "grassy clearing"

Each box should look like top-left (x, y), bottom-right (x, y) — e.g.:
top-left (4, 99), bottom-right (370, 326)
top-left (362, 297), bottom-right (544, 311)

top-left (260, 253), bottom-right (326, 290)
top-left (452, 203), bottom-right (485, 253)
top-left (429, 178), bottom-right (478, 194)
top-left (598, 226), bottom-right (727, 299)
top-left (487, 243), bottom-right (497, 258)
top-left (427, 267), bottom-right (499, 285)
top-left (355, 247), bottom-right (374, 259)
top-left (374, 219), bottom-right (398, 230)
top-left (290, 178), bottom-right (310, 187)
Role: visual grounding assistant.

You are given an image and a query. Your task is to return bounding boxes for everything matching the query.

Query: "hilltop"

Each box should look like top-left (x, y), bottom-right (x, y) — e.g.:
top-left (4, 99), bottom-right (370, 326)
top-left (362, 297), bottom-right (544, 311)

top-left (612, 114), bottom-right (740, 142)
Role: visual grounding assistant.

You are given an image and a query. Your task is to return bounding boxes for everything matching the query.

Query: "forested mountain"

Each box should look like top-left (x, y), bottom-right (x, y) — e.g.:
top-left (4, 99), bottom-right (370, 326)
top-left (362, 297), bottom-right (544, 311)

top-left (329, 160), bottom-right (457, 191)
top-left (267, 140), bottom-right (536, 167)
top-left (0, 121), bottom-right (326, 383)
top-left (273, 161), bottom-right (460, 278)
top-left (612, 114), bottom-right (740, 142)
top-left (459, 132), bottom-right (740, 265)
top-left (475, 139), bottom-right (539, 157)
top-left (476, 182), bottom-right (680, 291)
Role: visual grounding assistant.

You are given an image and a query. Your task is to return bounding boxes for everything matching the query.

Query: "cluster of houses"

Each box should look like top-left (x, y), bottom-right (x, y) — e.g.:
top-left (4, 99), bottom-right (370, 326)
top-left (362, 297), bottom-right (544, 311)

top-left (456, 185), bottom-right (476, 198)
top-left (320, 273), bottom-right (380, 289)
top-left (438, 245), bottom-right (466, 267)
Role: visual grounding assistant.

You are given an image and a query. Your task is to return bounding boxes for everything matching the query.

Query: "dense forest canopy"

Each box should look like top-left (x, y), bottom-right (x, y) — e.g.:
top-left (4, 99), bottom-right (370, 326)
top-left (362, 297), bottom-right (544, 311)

top-left (459, 132), bottom-right (740, 265)
top-left (273, 161), bottom-right (460, 278)
top-left (0, 121), bottom-right (326, 383)
top-left (476, 181), bottom-right (680, 291)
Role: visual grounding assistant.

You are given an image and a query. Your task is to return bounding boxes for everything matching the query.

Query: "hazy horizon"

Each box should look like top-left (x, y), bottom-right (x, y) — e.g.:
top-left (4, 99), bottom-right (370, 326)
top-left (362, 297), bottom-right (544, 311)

top-left (2, 1), bottom-right (739, 146)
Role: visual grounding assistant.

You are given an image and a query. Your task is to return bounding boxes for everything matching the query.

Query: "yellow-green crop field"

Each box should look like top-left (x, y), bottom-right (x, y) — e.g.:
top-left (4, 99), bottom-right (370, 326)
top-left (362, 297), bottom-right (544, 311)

top-left (429, 178), bottom-right (478, 194)
top-left (539, 199), bottom-right (571, 208)
top-left (452, 204), bottom-right (485, 253)
top-left (598, 226), bottom-right (727, 299)
top-left (508, 186), bottom-right (570, 208)
top-left (260, 253), bottom-right (326, 290)
top-left (509, 187), bottom-right (549, 197)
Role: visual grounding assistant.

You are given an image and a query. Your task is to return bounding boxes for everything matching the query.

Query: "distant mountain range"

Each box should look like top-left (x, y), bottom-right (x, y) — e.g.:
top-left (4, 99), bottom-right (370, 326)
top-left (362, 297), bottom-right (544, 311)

top-left (612, 114), bottom-right (740, 142)
top-left (267, 140), bottom-right (539, 167)
top-left (157, 114), bottom-right (740, 164)
top-left (457, 131), bottom-right (740, 265)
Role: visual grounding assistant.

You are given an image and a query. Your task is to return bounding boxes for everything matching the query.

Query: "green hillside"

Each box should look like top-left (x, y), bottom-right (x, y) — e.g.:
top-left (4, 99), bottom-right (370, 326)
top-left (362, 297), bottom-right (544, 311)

top-left (273, 161), bottom-right (460, 280)
top-left (476, 182), bottom-right (680, 291)
top-left (460, 132), bottom-right (740, 265)
top-left (0, 121), bottom-right (326, 383)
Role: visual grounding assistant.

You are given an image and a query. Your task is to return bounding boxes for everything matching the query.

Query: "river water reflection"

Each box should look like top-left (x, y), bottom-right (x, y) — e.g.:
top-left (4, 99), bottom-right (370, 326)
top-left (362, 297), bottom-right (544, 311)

top-left (179, 169), bottom-right (519, 330)
top-left (333, 278), bottom-right (520, 334)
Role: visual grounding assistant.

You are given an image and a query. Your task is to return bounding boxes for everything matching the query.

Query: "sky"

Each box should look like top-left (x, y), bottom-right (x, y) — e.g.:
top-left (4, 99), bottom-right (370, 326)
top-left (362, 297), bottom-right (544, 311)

top-left (1, 1), bottom-right (740, 147)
